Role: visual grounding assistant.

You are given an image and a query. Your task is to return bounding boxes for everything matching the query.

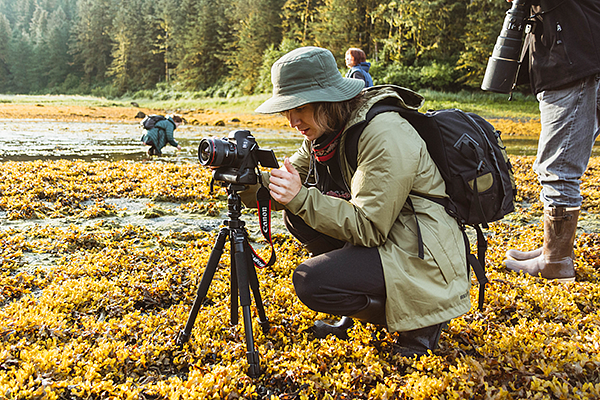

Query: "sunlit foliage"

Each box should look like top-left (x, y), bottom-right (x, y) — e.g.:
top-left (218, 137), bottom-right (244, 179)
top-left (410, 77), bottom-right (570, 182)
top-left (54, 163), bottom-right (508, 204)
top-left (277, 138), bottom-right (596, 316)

top-left (0, 0), bottom-right (509, 95)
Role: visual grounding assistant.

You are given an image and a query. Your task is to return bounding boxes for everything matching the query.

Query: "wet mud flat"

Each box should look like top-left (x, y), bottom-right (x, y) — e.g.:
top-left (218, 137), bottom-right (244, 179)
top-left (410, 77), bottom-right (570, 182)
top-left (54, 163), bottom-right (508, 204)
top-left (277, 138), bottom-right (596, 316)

top-left (1, 197), bottom-right (289, 279)
top-left (2, 118), bottom-right (600, 272)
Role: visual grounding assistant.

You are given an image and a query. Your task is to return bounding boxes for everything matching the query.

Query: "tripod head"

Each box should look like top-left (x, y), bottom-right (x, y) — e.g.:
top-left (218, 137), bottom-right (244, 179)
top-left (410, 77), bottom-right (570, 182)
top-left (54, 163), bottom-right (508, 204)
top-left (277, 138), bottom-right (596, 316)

top-left (223, 184), bottom-right (248, 229)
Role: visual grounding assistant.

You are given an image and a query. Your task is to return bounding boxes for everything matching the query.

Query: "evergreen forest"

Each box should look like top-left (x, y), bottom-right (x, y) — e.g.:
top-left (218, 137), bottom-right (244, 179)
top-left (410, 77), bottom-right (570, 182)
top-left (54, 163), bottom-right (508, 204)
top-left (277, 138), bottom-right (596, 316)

top-left (0, 0), bottom-right (512, 97)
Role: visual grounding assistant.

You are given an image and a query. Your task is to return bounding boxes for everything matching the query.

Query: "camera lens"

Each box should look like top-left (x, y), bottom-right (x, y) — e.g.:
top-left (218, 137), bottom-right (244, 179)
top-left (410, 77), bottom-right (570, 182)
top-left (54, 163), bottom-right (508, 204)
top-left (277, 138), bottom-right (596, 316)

top-left (198, 137), bottom-right (236, 166)
top-left (198, 139), bottom-right (215, 165)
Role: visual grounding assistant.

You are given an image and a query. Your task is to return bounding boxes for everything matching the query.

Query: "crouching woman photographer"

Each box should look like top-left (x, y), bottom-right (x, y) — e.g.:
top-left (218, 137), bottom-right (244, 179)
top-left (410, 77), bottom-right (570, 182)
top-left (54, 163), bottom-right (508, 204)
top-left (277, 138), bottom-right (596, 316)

top-left (245, 47), bottom-right (471, 357)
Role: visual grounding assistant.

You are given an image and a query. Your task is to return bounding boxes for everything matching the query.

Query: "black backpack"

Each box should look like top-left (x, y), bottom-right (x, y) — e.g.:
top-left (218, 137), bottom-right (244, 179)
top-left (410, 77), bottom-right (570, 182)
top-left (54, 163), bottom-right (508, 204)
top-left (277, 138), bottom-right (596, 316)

top-left (345, 102), bottom-right (517, 310)
top-left (141, 114), bottom-right (166, 130)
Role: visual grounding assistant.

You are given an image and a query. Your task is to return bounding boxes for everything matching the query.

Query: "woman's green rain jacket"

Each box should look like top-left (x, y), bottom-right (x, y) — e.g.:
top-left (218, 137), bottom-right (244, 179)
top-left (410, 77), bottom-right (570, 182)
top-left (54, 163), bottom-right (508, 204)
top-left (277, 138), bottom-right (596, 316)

top-left (244, 86), bottom-right (472, 332)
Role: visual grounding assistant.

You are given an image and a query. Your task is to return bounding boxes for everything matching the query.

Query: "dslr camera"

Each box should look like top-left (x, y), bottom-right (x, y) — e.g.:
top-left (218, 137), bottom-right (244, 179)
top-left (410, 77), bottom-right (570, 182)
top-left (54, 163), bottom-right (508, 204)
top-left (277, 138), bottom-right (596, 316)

top-left (198, 130), bottom-right (279, 185)
top-left (481, 0), bottom-right (530, 94)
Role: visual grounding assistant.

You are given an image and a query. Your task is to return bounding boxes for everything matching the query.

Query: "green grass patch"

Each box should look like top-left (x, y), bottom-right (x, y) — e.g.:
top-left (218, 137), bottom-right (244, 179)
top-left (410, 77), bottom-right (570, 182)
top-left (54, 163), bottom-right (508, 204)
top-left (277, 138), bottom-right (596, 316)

top-left (0, 89), bottom-right (539, 120)
top-left (419, 89), bottom-right (539, 119)
top-left (0, 94), bottom-right (130, 108)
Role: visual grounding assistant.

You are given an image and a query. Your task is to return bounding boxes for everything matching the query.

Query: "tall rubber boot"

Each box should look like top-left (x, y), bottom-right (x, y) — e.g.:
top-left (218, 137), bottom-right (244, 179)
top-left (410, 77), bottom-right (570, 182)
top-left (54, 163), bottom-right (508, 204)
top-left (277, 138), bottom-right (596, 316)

top-left (506, 247), bottom-right (542, 261)
top-left (312, 296), bottom-right (386, 340)
top-left (506, 246), bottom-right (574, 261)
top-left (392, 321), bottom-right (448, 358)
top-left (505, 206), bottom-right (579, 281)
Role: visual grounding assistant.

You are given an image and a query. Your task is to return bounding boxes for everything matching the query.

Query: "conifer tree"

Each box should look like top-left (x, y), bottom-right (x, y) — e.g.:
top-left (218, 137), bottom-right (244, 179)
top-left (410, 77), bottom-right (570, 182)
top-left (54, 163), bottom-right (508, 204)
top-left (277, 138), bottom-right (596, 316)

top-left (281, 0), bottom-right (321, 45)
top-left (457, 0), bottom-right (506, 87)
top-left (72, 0), bottom-right (115, 84)
top-left (0, 13), bottom-right (11, 91)
top-left (174, 0), bottom-right (232, 90)
top-left (312, 0), bottom-right (362, 60)
top-left (0, 0), bottom-right (17, 25)
top-left (231, 0), bottom-right (285, 94)
top-left (108, 0), bottom-right (164, 93)
top-left (7, 32), bottom-right (34, 93)
top-left (13, 0), bottom-right (36, 33)
top-left (44, 7), bottom-right (73, 89)
top-left (153, 0), bottom-right (183, 86)
top-left (29, 4), bottom-right (51, 91)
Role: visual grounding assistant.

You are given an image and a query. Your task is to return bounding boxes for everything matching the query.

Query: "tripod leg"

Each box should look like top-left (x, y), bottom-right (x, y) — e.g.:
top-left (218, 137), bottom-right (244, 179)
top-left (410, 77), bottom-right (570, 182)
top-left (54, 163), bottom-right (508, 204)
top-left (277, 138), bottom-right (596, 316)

top-left (245, 241), bottom-right (270, 334)
top-left (231, 229), bottom-right (261, 378)
top-left (176, 228), bottom-right (228, 348)
top-left (230, 236), bottom-right (239, 325)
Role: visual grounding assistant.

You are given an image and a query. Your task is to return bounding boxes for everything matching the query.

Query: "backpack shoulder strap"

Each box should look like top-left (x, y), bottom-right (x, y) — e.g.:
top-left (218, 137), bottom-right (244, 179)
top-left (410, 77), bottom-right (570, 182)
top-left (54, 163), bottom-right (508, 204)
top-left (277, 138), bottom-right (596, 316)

top-left (345, 103), bottom-right (409, 171)
top-left (467, 225), bottom-right (489, 311)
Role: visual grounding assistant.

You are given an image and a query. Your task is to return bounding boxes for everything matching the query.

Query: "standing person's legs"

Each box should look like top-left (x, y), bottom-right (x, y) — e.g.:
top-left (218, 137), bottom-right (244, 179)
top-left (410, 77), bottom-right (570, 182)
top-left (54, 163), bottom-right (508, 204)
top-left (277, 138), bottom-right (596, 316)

top-left (534, 74), bottom-right (600, 208)
top-left (506, 74), bottom-right (600, 279)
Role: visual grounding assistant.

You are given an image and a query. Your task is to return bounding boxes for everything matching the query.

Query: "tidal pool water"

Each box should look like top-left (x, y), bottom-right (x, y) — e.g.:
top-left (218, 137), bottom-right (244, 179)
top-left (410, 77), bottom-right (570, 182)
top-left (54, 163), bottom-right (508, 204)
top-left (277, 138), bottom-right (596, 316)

top-left (2, 119), bottom-right (599, 162)
top-left (0, 119), bottom-right (303, 163)
top-left (0, 119), bottom-right (301, 244)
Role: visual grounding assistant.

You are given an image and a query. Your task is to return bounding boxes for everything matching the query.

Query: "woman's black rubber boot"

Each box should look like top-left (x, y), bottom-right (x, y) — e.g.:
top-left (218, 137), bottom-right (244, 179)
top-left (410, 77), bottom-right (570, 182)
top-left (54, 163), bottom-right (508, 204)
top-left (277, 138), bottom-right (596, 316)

top-left (391, 321), bottom-right (448, 358)
top-left (311, 296), bottom-right (386, 340)
top-left (312, 316), bottom-right (354, 340)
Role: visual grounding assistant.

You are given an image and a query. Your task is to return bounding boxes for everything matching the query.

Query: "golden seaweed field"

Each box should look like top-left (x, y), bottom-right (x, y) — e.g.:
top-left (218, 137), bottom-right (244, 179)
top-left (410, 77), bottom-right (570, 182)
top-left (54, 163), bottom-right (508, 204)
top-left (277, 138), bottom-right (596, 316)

top-left (1, 117), bottom-right (600, 399)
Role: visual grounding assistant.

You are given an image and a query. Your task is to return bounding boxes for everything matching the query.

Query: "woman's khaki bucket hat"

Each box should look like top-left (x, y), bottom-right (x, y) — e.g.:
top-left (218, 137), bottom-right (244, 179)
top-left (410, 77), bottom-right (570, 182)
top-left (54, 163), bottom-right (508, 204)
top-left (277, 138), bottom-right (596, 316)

top-left (255, 46), bottom-right (365, 114)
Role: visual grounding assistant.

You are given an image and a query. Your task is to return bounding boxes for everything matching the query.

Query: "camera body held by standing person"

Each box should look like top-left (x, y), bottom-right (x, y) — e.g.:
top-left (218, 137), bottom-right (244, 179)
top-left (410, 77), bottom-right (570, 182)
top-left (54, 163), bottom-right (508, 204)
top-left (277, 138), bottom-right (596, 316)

top-left (345, 48), bottom-right (373, 88)
top-left (482, 0), bottom-right (600, 282)
top-left (141, 114), bottom-right (183, 156)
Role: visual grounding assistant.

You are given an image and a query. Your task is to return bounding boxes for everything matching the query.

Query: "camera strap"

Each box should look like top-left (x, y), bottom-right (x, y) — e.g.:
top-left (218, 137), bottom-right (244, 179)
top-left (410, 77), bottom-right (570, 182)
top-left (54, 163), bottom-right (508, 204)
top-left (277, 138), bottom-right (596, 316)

top-left (250, 184), bottom-right (276, 269)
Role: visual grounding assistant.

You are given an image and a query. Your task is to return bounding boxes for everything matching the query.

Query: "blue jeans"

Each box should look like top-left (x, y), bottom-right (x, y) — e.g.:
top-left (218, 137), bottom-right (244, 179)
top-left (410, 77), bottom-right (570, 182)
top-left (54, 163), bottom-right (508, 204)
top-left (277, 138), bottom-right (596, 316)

top-left (534, 73), bottom-right (600, 208)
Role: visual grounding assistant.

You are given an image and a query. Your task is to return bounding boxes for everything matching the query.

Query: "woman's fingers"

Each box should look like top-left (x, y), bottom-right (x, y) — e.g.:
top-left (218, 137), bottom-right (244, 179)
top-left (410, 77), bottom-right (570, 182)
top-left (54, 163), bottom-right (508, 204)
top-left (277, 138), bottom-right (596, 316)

top-left (269, 158), bottom-right (302, 204)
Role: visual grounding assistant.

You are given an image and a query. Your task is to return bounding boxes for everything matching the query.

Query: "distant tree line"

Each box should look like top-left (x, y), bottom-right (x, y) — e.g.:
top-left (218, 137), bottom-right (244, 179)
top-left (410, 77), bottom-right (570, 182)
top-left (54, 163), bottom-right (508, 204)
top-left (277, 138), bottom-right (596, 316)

top-left (0, 0), bottom-right (510, 97)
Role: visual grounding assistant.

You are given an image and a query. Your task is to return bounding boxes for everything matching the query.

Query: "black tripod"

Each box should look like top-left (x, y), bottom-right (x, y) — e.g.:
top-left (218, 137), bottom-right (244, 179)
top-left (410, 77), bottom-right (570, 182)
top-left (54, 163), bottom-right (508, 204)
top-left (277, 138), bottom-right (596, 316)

top-left (176, 183), bottom-right (270, 378)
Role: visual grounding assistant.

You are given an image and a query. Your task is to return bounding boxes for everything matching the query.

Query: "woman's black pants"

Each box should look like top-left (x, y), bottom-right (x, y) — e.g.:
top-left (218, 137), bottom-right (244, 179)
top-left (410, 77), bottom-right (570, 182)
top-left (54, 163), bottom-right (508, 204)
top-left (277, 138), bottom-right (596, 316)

top-left (284, 211), bottom-right (386, 316)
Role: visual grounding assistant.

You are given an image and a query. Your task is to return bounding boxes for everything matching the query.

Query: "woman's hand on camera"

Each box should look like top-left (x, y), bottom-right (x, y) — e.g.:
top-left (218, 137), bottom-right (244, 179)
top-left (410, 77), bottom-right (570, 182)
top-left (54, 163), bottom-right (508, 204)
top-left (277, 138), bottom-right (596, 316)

top-left (269, 158), bottom-right (301, 205)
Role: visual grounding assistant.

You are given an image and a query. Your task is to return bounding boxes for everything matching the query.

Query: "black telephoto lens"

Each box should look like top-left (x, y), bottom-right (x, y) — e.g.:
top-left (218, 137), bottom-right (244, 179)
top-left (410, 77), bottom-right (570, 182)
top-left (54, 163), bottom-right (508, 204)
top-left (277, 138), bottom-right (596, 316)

top-left (481, 0), bottom-right (528, 93)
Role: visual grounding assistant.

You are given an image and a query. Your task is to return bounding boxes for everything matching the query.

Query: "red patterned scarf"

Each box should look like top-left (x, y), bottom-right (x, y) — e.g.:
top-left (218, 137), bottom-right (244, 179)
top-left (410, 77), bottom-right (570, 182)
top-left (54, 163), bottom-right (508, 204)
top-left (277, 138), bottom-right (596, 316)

top-left (312, 128), bottom-right (344, 162)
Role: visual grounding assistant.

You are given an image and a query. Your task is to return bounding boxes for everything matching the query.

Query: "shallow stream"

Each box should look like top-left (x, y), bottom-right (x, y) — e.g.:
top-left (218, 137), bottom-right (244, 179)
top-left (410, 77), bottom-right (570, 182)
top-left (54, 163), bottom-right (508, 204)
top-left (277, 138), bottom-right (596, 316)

top-left (3, 119), bottom-right (599, 162)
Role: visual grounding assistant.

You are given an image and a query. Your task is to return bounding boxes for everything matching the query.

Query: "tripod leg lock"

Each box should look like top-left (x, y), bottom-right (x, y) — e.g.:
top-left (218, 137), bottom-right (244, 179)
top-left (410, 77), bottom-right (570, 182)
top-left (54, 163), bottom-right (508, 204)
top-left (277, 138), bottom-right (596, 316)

top-left (260, 319), bottom-right (270, 335)
top-left (247, 351), bottom-right (261, 378)
top-left (176, 330), bottom-right (190, 349)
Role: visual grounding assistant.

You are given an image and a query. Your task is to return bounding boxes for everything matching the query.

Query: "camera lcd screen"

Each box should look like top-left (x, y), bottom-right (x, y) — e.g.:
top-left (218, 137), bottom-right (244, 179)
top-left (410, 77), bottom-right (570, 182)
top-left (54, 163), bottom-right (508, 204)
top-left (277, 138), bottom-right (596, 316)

top-left (256, 149), bottom-right (279, 169)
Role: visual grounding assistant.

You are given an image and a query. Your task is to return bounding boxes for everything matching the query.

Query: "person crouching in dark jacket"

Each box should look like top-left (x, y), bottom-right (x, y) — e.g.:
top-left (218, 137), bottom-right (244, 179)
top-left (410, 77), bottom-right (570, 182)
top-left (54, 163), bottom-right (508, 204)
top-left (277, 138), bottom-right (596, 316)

top-left (142, 115), bottom-right (183, 156)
